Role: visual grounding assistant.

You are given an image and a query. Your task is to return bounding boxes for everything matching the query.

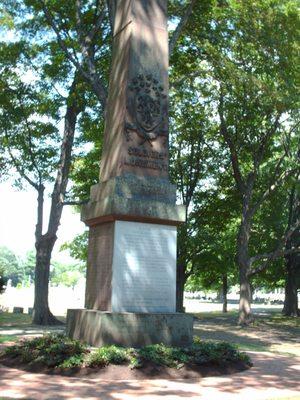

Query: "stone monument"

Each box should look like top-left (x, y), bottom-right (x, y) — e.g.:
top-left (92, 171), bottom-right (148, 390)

top-left (66, 0), bottom-right (193, 348)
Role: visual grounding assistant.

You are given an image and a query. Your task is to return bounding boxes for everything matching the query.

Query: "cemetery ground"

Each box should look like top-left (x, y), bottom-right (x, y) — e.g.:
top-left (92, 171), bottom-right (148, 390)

top-left (0, 308), bottom-right (299, 399)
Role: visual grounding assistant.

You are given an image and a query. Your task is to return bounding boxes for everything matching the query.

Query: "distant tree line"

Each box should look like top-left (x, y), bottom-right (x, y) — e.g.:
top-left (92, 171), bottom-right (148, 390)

top-left (0, 246), bottom-right (84, 290)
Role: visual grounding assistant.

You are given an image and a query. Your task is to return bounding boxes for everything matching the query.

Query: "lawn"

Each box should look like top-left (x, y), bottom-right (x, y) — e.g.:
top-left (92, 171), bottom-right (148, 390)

top-left (0, 312), bottom-right (65, 345)
top-left (193, 310), bottom-right (300, 357)
top-left (0, 312), bottom-right (32, 326)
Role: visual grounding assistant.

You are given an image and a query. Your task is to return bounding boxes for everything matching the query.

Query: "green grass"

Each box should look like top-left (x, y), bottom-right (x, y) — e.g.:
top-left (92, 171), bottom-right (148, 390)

top-left (193, 310), bottom-right (300, 357)
top-left (0, 312), bottom-right (32, 326)
top-left (194, 310), bottom-right (299, 326)
top-left (194, 310), bottom-right (239, 319)
top-left (260, 313), bottom-right (300, 328)
top-left (0, 335), bottom-right (18, 344)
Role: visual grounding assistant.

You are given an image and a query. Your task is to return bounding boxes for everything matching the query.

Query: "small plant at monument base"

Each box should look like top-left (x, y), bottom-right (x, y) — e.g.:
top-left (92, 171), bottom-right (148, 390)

top-left (59, 354), bottom-right (86, 369)
top-left (1, 334), bottom-right (252, 372)
top-left (138, 343), bottom-right (190, 369)
top-left (3, 334), bottom-right (89, 368)
top-left (86, 345), bottom-right (131, 367)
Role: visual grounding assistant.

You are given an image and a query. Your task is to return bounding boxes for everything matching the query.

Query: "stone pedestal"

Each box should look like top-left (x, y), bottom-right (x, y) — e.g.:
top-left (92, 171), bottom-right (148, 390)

top-left (66, 310), bottom-right (193, 348)
top-left (82, 175), bottom-right (184, 313)
top-left (86, 220), bottom-right (177, 313)
top-left (66, 174), bottom-right (193, 347)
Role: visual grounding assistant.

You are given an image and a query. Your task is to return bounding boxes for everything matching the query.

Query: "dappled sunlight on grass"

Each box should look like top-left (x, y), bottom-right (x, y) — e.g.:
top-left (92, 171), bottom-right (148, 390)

top-left (192, 310), bottom-right (300, 357)
top-left (0, 312), bottom-right (32, 326)
top-left (0, 335), bottom-right (18, 344)
top-left (0, 312), bottom-right (65, 345)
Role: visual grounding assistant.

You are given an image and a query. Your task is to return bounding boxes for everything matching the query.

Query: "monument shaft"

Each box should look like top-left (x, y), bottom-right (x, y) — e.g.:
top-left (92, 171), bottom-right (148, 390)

top-left (100, 0), bottom-right (169, 181)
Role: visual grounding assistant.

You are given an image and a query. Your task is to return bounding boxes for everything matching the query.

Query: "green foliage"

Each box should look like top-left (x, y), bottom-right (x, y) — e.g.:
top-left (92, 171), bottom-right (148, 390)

top-left (21, 251), bottom-right (35, 285)
top-left (4, 334), bottom-right (88, 368)
top-left (58, 354), bottom-right (85, 369)
top-left (138, 343), bottom-right (190, 368)
top-left (61, 232), bottom-right (88, 265)
top-left (188, 341), bottom-right (251, 366)
top-left (169, 0), bottom-right (300, 307)
top-left (0, 248), bottom-right (35, 287)
top-left (0, 312), bottom-right (32, 326)
top-left (50, 261), bottom-right (84, 288)
top-left (0, 67), bottom-right (61, 187)
top-left (0, 266), bottom-right (7, 294)
top-left (0, 247), bottom-right (20, 286)
top-left (86, 345), bottom-right (131, 368)
top-left (3, 334), bottom-right (251, 371)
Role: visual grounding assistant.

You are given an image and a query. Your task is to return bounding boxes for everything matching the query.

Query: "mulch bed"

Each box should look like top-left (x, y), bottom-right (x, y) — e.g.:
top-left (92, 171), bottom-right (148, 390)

top-left (0, 355), bottom-right (251, 380)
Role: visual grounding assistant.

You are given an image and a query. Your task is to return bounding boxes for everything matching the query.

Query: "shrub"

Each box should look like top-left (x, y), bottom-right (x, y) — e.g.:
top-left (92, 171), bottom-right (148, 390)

top-left (86, 345), bottom-right (130, 368)
top-left (3, 335), bottom-right (251, 371)
top-left (4, 333), bottom-right (89, 368)
top-left (188, 340), bottom-right (252, 365)
top-left (59, 354), bottom-right (85, 369)
top-left (138, 343), bottom-right (190, 368)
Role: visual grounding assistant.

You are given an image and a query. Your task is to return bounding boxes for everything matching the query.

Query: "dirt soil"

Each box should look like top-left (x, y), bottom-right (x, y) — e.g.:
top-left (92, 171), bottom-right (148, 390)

top-left (0, 354), bottom-right (251, 380)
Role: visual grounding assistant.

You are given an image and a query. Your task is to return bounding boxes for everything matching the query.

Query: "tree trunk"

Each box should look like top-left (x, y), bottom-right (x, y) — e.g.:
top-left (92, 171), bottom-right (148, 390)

top-left (238, 265), bottom-right (253, 325)
top-left (250, 282), bottom-right (254, 303)
top-left (33, 236), bottom-right (62, 325)
top-left (237, 198), bottom-right (254, 325)
top-left (222, 274), bottom-right (228, 313)
top-left (282, 255), bottom-right (299, 316)
top-left (176, 263), bottom-right (185, 312)
top-left (282, 185), bottom-right (299, 317)
top-left (32, 75), bottom-right (84, 325)
top-left (32, 185), bottom-right (60, 325)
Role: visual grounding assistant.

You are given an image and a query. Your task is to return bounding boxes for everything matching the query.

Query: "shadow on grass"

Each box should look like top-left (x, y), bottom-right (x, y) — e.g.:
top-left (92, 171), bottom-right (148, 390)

top-left (0, 312), bottom-right (65, 344)
top-left (192, 310), bottom-right (300, 355)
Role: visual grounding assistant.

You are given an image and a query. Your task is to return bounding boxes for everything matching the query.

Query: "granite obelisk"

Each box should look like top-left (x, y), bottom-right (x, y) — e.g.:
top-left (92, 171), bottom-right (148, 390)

top-left (67, 0), bottom-right (193, 347)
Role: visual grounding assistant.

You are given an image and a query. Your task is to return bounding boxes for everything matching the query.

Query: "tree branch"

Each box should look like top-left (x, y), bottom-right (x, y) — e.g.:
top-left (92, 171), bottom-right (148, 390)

top-left (248, 218), bottom-right (300, 277)
top-left (253, 114), bottom-right (281, 172)
top-left (218, 89), bottom-right (245, 194)
top-left (38, 0), bottom-right (85, 72)
top-left (106, 0), bottom-right (117, 34)
top-left (250, 166), bottom-right (298, 218)
top-left (38, 0), bottom-right (108, 110)
top-left (169, 0), bottom-right (196, 56)
top-left (4, 134), bottom-right (39, 190)
top-left (87, 1), bottom-right (106, 42)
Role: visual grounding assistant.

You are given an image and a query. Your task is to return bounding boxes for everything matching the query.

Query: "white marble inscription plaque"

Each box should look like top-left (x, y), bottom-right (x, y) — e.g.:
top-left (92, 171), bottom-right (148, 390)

top-left (111, 221), bottom-right (177, 312)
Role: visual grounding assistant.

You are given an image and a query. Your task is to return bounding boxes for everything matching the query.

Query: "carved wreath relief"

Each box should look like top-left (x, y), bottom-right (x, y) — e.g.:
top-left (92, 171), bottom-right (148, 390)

top-left (125, 73), bottom-right (168, 146)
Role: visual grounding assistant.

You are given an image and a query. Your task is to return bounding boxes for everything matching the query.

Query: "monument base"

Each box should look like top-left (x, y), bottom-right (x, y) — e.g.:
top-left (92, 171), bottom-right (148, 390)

top-left (66, 309), bottom-right (193, 348)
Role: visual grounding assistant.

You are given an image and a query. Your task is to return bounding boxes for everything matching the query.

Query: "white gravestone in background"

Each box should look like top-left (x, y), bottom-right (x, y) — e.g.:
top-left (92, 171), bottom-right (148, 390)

top-left (111, 221), bottom-right (177, 312)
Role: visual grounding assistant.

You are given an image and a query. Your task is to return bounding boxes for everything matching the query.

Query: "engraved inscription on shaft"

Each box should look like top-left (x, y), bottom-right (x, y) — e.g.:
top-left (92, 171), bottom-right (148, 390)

top-left (124, 146), bottom-right (168, 171)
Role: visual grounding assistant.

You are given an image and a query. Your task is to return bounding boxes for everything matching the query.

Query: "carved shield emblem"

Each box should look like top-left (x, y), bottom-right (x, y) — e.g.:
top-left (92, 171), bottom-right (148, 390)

top-left (126, 73), bottom-right (167, 145)
top-left (136, 92), bottom-right (161, 133)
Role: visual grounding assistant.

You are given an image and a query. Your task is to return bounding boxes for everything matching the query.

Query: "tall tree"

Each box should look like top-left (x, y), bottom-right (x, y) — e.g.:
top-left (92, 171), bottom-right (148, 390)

top-left (0, 2), bottom-right (89, 323)
top-left (172, 0), bottom-right (300, 324)
top-left (0, 65), bottom-right (85, 323)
